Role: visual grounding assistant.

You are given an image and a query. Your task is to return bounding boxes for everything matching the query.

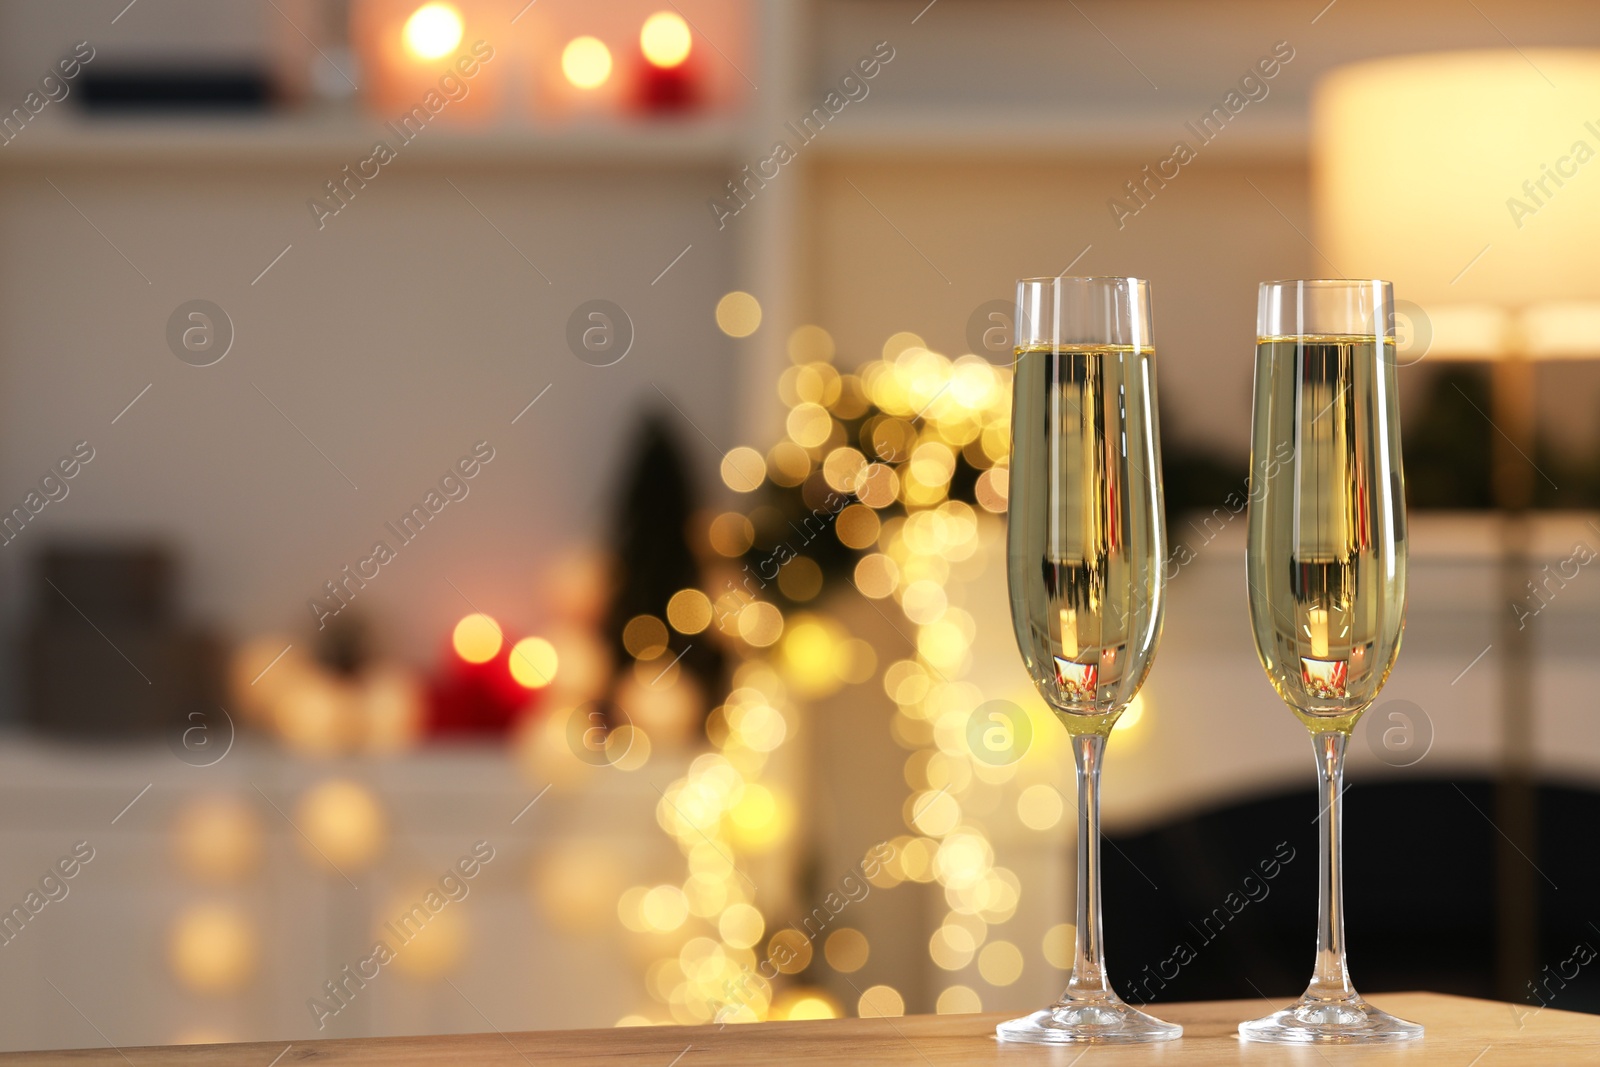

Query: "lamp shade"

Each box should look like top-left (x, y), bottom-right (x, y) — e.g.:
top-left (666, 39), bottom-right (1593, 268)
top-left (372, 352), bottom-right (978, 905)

top-left (1314, 50), bottom-right (1600, 317)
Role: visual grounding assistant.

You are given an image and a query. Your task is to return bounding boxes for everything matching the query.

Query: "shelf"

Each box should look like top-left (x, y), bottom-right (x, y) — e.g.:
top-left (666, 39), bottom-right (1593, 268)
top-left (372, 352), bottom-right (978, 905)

top-left (811, 106), bottom-right (1309, 162)
top-left (0, 113), bottom-right (747, 169)
top-left (0, 106), bottom-right (1313, 170)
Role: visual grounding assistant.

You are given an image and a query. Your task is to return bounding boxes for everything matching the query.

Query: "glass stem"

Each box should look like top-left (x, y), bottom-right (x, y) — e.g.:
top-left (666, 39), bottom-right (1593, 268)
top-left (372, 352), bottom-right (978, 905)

top-left (1307, 730), bottom-right (1356, 1002)
top-left (1067, 731), bottom-right (1111, 998)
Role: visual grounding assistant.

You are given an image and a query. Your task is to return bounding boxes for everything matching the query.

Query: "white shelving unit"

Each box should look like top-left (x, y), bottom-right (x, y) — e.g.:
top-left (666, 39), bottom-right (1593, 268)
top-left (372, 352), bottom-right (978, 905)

top-left (0, 116), bottom-right (749, 168)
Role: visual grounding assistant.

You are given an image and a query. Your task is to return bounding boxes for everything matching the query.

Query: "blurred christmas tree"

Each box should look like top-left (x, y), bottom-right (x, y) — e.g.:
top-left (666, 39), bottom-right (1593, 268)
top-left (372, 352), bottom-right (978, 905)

top-left (603, 413), bottom-right (726, 718)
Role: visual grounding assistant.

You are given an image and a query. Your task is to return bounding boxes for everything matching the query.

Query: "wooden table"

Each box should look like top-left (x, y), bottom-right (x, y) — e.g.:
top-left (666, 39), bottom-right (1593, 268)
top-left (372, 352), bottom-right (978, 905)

top-left (5, 993), bottom-right (1594, 1064)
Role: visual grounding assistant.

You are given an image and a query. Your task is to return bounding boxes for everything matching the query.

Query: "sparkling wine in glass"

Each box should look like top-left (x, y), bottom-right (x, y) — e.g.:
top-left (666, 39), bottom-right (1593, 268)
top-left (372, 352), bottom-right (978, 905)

top-left (1239, 279), bottom-right (1422, 1043)
top-left (996, 276), bottom-right (1179, 1044)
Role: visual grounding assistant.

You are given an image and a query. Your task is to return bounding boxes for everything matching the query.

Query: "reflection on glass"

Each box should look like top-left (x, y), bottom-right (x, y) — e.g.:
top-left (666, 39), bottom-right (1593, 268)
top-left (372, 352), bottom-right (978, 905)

top-left (997, 276), bottom-right (1178, 1044)
top-left (1240, 279), bottom-right (1421, 1044)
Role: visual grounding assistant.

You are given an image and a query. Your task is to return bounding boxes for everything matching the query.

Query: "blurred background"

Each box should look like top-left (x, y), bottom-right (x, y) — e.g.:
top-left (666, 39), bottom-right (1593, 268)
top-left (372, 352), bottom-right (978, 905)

top-left (0, 0), bottom-right (1597, 1053)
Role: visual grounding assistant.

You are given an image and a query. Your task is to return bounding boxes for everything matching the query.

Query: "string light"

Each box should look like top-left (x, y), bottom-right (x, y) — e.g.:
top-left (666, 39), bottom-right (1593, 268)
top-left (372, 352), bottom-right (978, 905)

top-left (618, 313), bottom-right (1058, 1025)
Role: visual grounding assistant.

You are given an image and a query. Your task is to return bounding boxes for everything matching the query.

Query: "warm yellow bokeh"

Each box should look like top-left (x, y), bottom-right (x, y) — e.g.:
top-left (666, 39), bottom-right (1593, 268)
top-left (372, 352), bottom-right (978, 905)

top-left (510, 637), bottom-right (559, 689)
top-left (936, 985), bottom-right (983, 1014)
top-left (775, 990), bottom-right (837, 1020)
top-left (1115, 692), bottom-right (1147, 733)
top-left (562, 36), bottom-right (613, 89)
top-left (640, 12), bottom-right (691, 67)
top-left (721, 446), bottom-right (766, 492)
top-left (788, 324), bottom-right (835, 364)
top-left (1043, 922), bottom-right (1077, 970)
top-left (535, 843), bottom-right (625, 931)
top-left (857, 985), bottom-right (905, 1018)
top-left (716, 291), bottom-right (763, 337)
top-left (402, 2), bottom-right (463, 61)
top-left (736, 602), bottom-right (784, 647)
top-left (169, 904), bottom-right (257, 994)
top-left (173, 796), bottom-right (262, 884)
top-left (667, 589), bottom-right (714, 634)
top-left (294, 779), bottom-right (387, 873)
top-left (1016, 782), bottom-right (1064, 830)
top-left (824, 928), bottom-right (869, 973)
top-left (977, 940), bottom-right (1024, 986)
top-left (718, 902), bottom-right (765, 949)
top-left (708, 512), bottom-right (755, 556)
top-left (452, 613), bottom-right (502, 663)
top-left (386, 891), bottom-right (468, 978)
top-left (622, 614), bottom-right (670, 659)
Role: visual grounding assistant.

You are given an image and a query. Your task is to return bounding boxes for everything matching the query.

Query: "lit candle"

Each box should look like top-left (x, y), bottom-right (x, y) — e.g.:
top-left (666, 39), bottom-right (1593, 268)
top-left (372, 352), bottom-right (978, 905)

top-left (636, 10), bottom-right (699, 113)
top-left (1059, 607), bottom-right (1079, 659)
top-left (1307, 607), bottom-right (1330, 659)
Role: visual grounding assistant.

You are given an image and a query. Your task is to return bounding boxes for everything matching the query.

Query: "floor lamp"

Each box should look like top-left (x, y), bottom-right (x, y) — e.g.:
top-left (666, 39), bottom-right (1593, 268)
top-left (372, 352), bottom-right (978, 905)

top-left (1314, 49), bottom-right (1600, 1000)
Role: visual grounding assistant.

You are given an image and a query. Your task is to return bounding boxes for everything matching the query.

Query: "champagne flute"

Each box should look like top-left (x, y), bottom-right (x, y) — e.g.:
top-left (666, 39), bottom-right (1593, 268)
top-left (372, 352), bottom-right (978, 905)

top-left (1239, 279), bottom-right (1422, 1043)
top-left (997, 276), bottom-right (1179, 1044)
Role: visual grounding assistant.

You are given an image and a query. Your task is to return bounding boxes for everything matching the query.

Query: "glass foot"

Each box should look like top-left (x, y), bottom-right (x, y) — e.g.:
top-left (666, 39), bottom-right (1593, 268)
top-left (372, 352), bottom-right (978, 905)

top-left (996, 992), bottom-right (1182, 1044)
top-left (1239, 994), bottom-right (1423, 1043)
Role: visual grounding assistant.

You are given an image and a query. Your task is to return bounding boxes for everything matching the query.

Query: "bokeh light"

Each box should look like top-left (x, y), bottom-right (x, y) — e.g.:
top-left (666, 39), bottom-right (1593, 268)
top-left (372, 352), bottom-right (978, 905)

top-left (1043, 922), bottom-right (1077, 969)
top-left (776, 557), bottom-right (824, 602)
top-left (1016, 782), bottom-right (1064, 830)
top-left (766, 441), bottom-right (812, 485)
top-left (641, 884), bottom-right (690, 932)
top-left (835, 504), bottom-right (880, 549)
top-left (785, 402), bottom-right (832, 448)
top-left (824, 928), bottom-right (869, 972)
top-left (402, 2), bottom-right (464, 61)
top-left (708, 512), bottom-right (755, 556)
top-left (562, 36), bottom-right (613, 89)
top-left (853, 553), bottom-right (899, 598)
top-left (622, 615), bottom-right (670, 659)
top-left (667, 589), bottom-right (713, 634)
top-left (717, 902), bottom-right (765, 949)
top-left (728, 783), bottom-right (794, 850)
top-left (716, 291), bottom-right (763, 337)
top-left (294, 779), bottom-right (387, 872)
top-left (929, 923), bottom-right (976, 970)
top-left (857, 985), bottom-right (905, 1018)
top-left (736, 602), bottom-right (784, 647)
top-left (1116, 692), bottom-right (1147, 732)
top-left (169, 904), bottom-right (257, 994)
top-left (766, 928), bottom-right (813, 975)
top-left (173, 796), bottom-right (261, 884)
top-left (640, 11), bottom-right (692, 68)
top-left (615, 323), bottom-right (1024, 1026)
top-left (977, 940), bottom-right (1024, 986)
top-left (787, 324), bottom-right (835, 364)
top-left (721, 446), bottom-right (766, 492)
top-left (452, 613), bottom-right (502, 663)
top-left (775, 990), bottom-right (838, 1020)
top-left (510, 636), bottom-right (559, 688)
top-left (936, 985), bottom-right (983, 1014)
top-left (535, 843), bottom-right (625, 931)
top-left (385, 889), bottom-right (468, 978)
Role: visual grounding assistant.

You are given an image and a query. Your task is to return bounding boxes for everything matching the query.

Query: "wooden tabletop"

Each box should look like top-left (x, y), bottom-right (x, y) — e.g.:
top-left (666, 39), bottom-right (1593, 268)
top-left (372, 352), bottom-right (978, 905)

top-left (4, 992), bottom-right (1594, 1064)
